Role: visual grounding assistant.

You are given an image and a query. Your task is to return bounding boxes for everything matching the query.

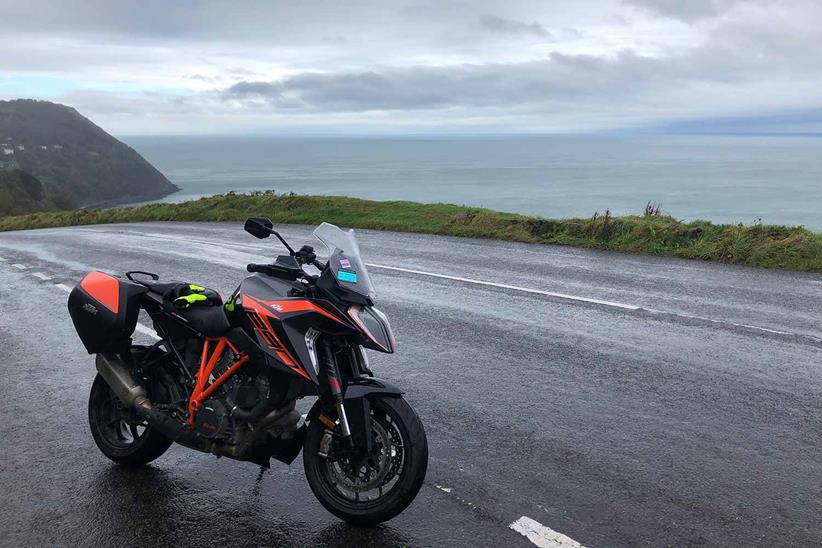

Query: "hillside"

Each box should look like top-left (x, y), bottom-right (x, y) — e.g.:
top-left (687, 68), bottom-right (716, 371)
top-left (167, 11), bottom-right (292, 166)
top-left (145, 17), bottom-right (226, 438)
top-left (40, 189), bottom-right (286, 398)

top-left (0, 99), bottom-right (178, 207)
top-left (0, 169), bottom-right (71, 216)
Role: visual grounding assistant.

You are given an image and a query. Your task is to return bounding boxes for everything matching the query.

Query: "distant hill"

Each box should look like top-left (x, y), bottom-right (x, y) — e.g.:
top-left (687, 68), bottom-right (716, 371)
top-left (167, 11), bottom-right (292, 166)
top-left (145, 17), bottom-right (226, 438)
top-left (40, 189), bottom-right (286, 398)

top-left (0, 99), bottom-right (178, 207)
top-left (0, 168), bottom-right (72, 216)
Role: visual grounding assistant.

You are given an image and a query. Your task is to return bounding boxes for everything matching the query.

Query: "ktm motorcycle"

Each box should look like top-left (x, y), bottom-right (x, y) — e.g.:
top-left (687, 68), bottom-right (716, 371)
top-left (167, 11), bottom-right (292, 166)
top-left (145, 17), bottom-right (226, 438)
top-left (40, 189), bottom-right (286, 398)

top-left (67, 218), bottom-right (428, 525)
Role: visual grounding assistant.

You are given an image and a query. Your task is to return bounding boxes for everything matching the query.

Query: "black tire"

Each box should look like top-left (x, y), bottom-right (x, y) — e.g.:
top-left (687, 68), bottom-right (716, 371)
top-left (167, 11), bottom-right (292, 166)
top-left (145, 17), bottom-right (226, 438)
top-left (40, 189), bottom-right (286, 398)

top-left (88, 374), bottom-right (172, 466)
top-left (303, 395), bottom-right (428, 525)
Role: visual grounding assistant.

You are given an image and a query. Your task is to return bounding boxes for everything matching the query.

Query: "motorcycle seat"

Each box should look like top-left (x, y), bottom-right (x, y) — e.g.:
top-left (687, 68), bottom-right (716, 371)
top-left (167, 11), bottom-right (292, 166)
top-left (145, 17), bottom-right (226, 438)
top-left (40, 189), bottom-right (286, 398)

top-left (141, 280), bottom-right (222, 307)
top-left (140, 279), bottom-right (185, 295)
top-left (173, 305), bottom-right (231, 337)
top-left (139, 279), bottom-right (230, 337)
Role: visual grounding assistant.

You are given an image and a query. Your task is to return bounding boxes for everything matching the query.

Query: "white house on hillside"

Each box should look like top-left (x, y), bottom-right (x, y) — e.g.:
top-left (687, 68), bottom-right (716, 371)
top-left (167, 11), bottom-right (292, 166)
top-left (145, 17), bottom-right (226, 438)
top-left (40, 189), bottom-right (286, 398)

top-left (2, 147), bottom-right (14, 155)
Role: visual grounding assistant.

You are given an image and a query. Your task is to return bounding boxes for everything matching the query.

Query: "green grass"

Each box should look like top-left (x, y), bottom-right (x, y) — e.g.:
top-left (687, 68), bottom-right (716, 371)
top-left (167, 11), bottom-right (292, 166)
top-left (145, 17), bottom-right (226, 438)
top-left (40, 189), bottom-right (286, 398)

top-left (1, 191), bottom-right (820, 272)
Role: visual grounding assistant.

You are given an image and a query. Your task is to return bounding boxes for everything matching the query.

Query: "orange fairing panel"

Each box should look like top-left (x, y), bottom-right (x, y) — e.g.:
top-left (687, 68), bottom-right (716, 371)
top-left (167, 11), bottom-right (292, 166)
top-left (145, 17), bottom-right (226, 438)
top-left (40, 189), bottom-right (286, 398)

top-left (80, 271), bottom-right (119, 313)
top-left (244, 295), bottom-right (347, 324)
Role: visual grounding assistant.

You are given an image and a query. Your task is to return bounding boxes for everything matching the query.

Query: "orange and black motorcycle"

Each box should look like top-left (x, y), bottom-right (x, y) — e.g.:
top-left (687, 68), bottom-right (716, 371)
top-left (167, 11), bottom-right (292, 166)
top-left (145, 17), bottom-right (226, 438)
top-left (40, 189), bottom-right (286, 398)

top-left (67, 219), bottom-right (427, 524)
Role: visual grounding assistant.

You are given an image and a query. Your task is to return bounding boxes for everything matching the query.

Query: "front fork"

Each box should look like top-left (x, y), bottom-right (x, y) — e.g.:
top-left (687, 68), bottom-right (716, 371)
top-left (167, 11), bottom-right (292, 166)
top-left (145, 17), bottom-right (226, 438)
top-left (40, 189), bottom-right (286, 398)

top-left (319, 340), bottom-right (353, 440)
top-left (318, 340), bottom-right (373, 455)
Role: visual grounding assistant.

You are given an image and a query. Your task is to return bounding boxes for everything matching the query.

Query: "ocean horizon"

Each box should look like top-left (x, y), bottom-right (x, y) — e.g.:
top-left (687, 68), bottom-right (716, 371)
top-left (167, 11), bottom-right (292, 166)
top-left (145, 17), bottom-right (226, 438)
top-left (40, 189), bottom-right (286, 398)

top-left (124, 134), bottom-right (822, 231)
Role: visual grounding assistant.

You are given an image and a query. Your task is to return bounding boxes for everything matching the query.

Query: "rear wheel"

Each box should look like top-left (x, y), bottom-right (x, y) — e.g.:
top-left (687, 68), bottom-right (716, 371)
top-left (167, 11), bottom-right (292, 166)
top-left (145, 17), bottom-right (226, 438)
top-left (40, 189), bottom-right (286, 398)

top-left (303, 396), bottom-right (428, 525)
top-left (88, 374), bottom-right (172, 466)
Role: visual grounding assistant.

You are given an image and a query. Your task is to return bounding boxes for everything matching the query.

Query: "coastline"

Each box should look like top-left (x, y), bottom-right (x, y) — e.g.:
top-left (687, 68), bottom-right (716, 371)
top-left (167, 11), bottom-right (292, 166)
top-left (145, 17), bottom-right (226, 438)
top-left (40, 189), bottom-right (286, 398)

top-left (79, 185), bottom-right (181, 209)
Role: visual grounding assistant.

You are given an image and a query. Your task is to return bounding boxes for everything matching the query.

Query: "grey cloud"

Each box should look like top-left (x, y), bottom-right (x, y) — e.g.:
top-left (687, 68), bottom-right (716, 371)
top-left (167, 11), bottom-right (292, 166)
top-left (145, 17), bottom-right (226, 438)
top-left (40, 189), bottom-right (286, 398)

top-left (622, 0), bottom-right (748, 22)
top-left (225, 81), bottom-right (283, 97)
top-left (225, 71), bottom-right (450, 111)
top-left (223, 81), bottom-right (309, 109)
top-left (478, 15), bottom-right (551, 38)
top-left (220, 52), bottom-right (698, 114)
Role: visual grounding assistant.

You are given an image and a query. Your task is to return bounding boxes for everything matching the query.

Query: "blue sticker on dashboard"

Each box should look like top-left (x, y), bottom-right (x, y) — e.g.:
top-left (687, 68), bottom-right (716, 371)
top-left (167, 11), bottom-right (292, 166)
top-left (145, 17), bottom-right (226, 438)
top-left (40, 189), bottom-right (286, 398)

top-left (337, 269), bottom-right (358, 283)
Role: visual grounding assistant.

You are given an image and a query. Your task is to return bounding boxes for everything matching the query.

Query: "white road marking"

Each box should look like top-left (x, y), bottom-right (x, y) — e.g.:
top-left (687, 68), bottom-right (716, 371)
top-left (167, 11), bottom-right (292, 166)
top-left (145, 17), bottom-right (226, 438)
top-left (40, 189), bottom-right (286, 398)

top-left (368, 263), bottom-right (640, 311)
top-left (721, 321), bottom-right (791, 336)
top-left (510, 516), bottom-right (584, 548)
top-left (11, 263), bottom-right (28, 270)
top-left (31, 272), bottom-right (52, 281)
top-left (55, 283), bottom-right (72, 293)
top-left (134, 322), bottom-right (161, 340)
top-left (367, 263), bottom-right (822, 343)
top-left (435, 484), bottom-right (452, 493)
top-left (641, 308), bottom-right (819, 342)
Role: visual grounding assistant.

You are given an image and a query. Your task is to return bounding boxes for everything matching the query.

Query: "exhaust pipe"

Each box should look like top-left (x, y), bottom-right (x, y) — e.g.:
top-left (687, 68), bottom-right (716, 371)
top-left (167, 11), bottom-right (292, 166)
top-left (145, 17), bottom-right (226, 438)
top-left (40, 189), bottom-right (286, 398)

top-left (96, 354), bottom-right (147, 408)
top-left (95, 354), bottom-right (212, 453)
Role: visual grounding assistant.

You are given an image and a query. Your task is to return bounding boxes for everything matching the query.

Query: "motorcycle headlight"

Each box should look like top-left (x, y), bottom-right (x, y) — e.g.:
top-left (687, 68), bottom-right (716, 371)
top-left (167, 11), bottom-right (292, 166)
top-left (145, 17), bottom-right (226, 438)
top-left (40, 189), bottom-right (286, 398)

top-left (348, 305), bottom-right (396, 353)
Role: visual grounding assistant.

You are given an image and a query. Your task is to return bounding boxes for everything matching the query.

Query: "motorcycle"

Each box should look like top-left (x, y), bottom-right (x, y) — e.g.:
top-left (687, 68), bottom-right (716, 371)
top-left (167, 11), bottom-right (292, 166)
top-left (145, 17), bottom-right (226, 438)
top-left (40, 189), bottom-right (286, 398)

top-left (67, 218), bottom-right (428, 525)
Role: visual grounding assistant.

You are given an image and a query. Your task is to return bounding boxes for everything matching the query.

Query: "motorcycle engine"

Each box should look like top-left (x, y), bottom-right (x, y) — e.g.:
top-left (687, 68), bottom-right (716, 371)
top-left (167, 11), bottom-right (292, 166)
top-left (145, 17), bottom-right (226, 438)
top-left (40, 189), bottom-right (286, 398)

top-left (186, 341), bottom-right (281, 440)
top-left (194, 398), bottom-right (232, 438)
top-left (193, 373), bottom-right (271, 439)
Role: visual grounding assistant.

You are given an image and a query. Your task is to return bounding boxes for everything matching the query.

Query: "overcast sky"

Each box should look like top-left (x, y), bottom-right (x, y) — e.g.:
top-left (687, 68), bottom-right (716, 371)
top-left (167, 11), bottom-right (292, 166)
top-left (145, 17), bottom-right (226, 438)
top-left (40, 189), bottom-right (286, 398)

top-left (1, 0), bottom-right (821, 135)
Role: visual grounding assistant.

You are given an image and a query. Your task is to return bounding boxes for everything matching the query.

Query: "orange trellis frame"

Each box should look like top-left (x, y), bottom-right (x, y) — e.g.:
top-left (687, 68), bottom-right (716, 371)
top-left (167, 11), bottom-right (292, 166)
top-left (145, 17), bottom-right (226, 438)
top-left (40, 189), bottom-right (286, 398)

top-left (187, 337), bottom-right (249, 427)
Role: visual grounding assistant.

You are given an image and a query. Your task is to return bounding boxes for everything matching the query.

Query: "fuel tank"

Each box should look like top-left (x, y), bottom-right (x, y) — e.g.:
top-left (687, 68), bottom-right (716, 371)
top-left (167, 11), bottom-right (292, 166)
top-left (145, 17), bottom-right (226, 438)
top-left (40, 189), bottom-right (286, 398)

top-left (236, 273), bottom-right (303, 301)
top-left (232, 273), bottom-right (356, 382)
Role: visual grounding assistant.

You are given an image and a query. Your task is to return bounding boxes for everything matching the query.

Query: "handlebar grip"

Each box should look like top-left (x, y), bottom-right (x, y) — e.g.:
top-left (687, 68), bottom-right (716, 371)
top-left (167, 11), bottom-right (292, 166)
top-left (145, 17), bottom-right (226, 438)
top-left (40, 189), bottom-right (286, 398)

top-left (247, 263), bottom-right (266, 273)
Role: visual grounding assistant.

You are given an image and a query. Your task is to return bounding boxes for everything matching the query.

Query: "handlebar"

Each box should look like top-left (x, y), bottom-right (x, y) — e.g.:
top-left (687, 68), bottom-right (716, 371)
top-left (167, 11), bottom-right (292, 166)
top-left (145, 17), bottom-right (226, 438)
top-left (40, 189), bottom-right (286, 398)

top-left (294, 244), bottom-right (327, 271)
top-left (247, 263), bottom-right (273, 274)
top-left (246, 260), bottom-right (326, 280)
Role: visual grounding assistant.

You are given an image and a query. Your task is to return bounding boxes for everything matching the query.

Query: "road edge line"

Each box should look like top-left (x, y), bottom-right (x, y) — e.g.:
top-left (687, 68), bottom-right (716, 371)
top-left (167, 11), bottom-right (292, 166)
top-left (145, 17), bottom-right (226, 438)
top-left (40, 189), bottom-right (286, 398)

top-left (367, 263), bottom-right (640, 311)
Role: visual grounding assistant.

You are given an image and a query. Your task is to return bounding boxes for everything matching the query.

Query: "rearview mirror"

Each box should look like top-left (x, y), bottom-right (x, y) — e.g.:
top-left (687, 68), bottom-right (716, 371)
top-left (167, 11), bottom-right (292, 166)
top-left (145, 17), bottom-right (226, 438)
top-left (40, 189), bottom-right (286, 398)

top-left (245, 217), bottom-right (274, 239)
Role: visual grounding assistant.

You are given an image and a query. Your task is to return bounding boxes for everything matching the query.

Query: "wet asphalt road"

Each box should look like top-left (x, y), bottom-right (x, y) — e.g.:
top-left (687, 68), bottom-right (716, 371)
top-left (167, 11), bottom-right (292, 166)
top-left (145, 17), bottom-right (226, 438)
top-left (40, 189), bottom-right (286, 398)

top-left (0, 222), bottom-right (820, 547)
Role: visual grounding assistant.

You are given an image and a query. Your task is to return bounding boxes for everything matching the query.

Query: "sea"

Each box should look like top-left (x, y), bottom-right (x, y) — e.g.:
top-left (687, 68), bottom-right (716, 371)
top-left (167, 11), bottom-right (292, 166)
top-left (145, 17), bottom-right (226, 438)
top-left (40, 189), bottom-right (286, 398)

top-left (123, 135), bottom-right (822, 231)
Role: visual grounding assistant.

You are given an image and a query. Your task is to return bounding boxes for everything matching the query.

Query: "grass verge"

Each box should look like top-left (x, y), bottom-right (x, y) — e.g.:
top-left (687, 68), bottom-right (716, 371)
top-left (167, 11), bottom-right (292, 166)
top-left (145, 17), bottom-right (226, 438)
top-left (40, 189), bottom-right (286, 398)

top-left (0, 191), bottom-right (819, 272)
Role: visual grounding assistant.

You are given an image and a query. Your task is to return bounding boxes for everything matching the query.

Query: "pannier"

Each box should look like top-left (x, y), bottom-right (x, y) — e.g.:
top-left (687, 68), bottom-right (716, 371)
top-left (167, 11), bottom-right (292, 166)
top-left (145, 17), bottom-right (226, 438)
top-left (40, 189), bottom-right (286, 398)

top-left (67, 271), bottom-right (148, 353)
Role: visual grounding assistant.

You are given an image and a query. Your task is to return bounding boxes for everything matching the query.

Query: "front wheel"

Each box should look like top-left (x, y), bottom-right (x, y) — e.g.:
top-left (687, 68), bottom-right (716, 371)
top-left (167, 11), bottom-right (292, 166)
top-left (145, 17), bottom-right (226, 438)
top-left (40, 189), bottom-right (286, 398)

top-left (303, 396), bottom-right (428, 525)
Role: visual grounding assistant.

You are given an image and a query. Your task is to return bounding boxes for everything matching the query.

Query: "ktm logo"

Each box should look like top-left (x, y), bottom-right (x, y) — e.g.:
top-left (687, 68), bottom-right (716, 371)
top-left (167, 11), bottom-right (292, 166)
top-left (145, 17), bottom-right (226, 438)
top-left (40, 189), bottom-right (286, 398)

top-left (82, 303), bottom-right (98, 315)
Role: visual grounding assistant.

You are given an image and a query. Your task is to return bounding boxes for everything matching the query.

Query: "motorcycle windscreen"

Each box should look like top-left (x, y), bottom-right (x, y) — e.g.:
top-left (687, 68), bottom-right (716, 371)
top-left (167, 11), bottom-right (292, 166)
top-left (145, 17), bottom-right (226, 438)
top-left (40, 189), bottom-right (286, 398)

top-left (313, 222), bottom-right (375, 298)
